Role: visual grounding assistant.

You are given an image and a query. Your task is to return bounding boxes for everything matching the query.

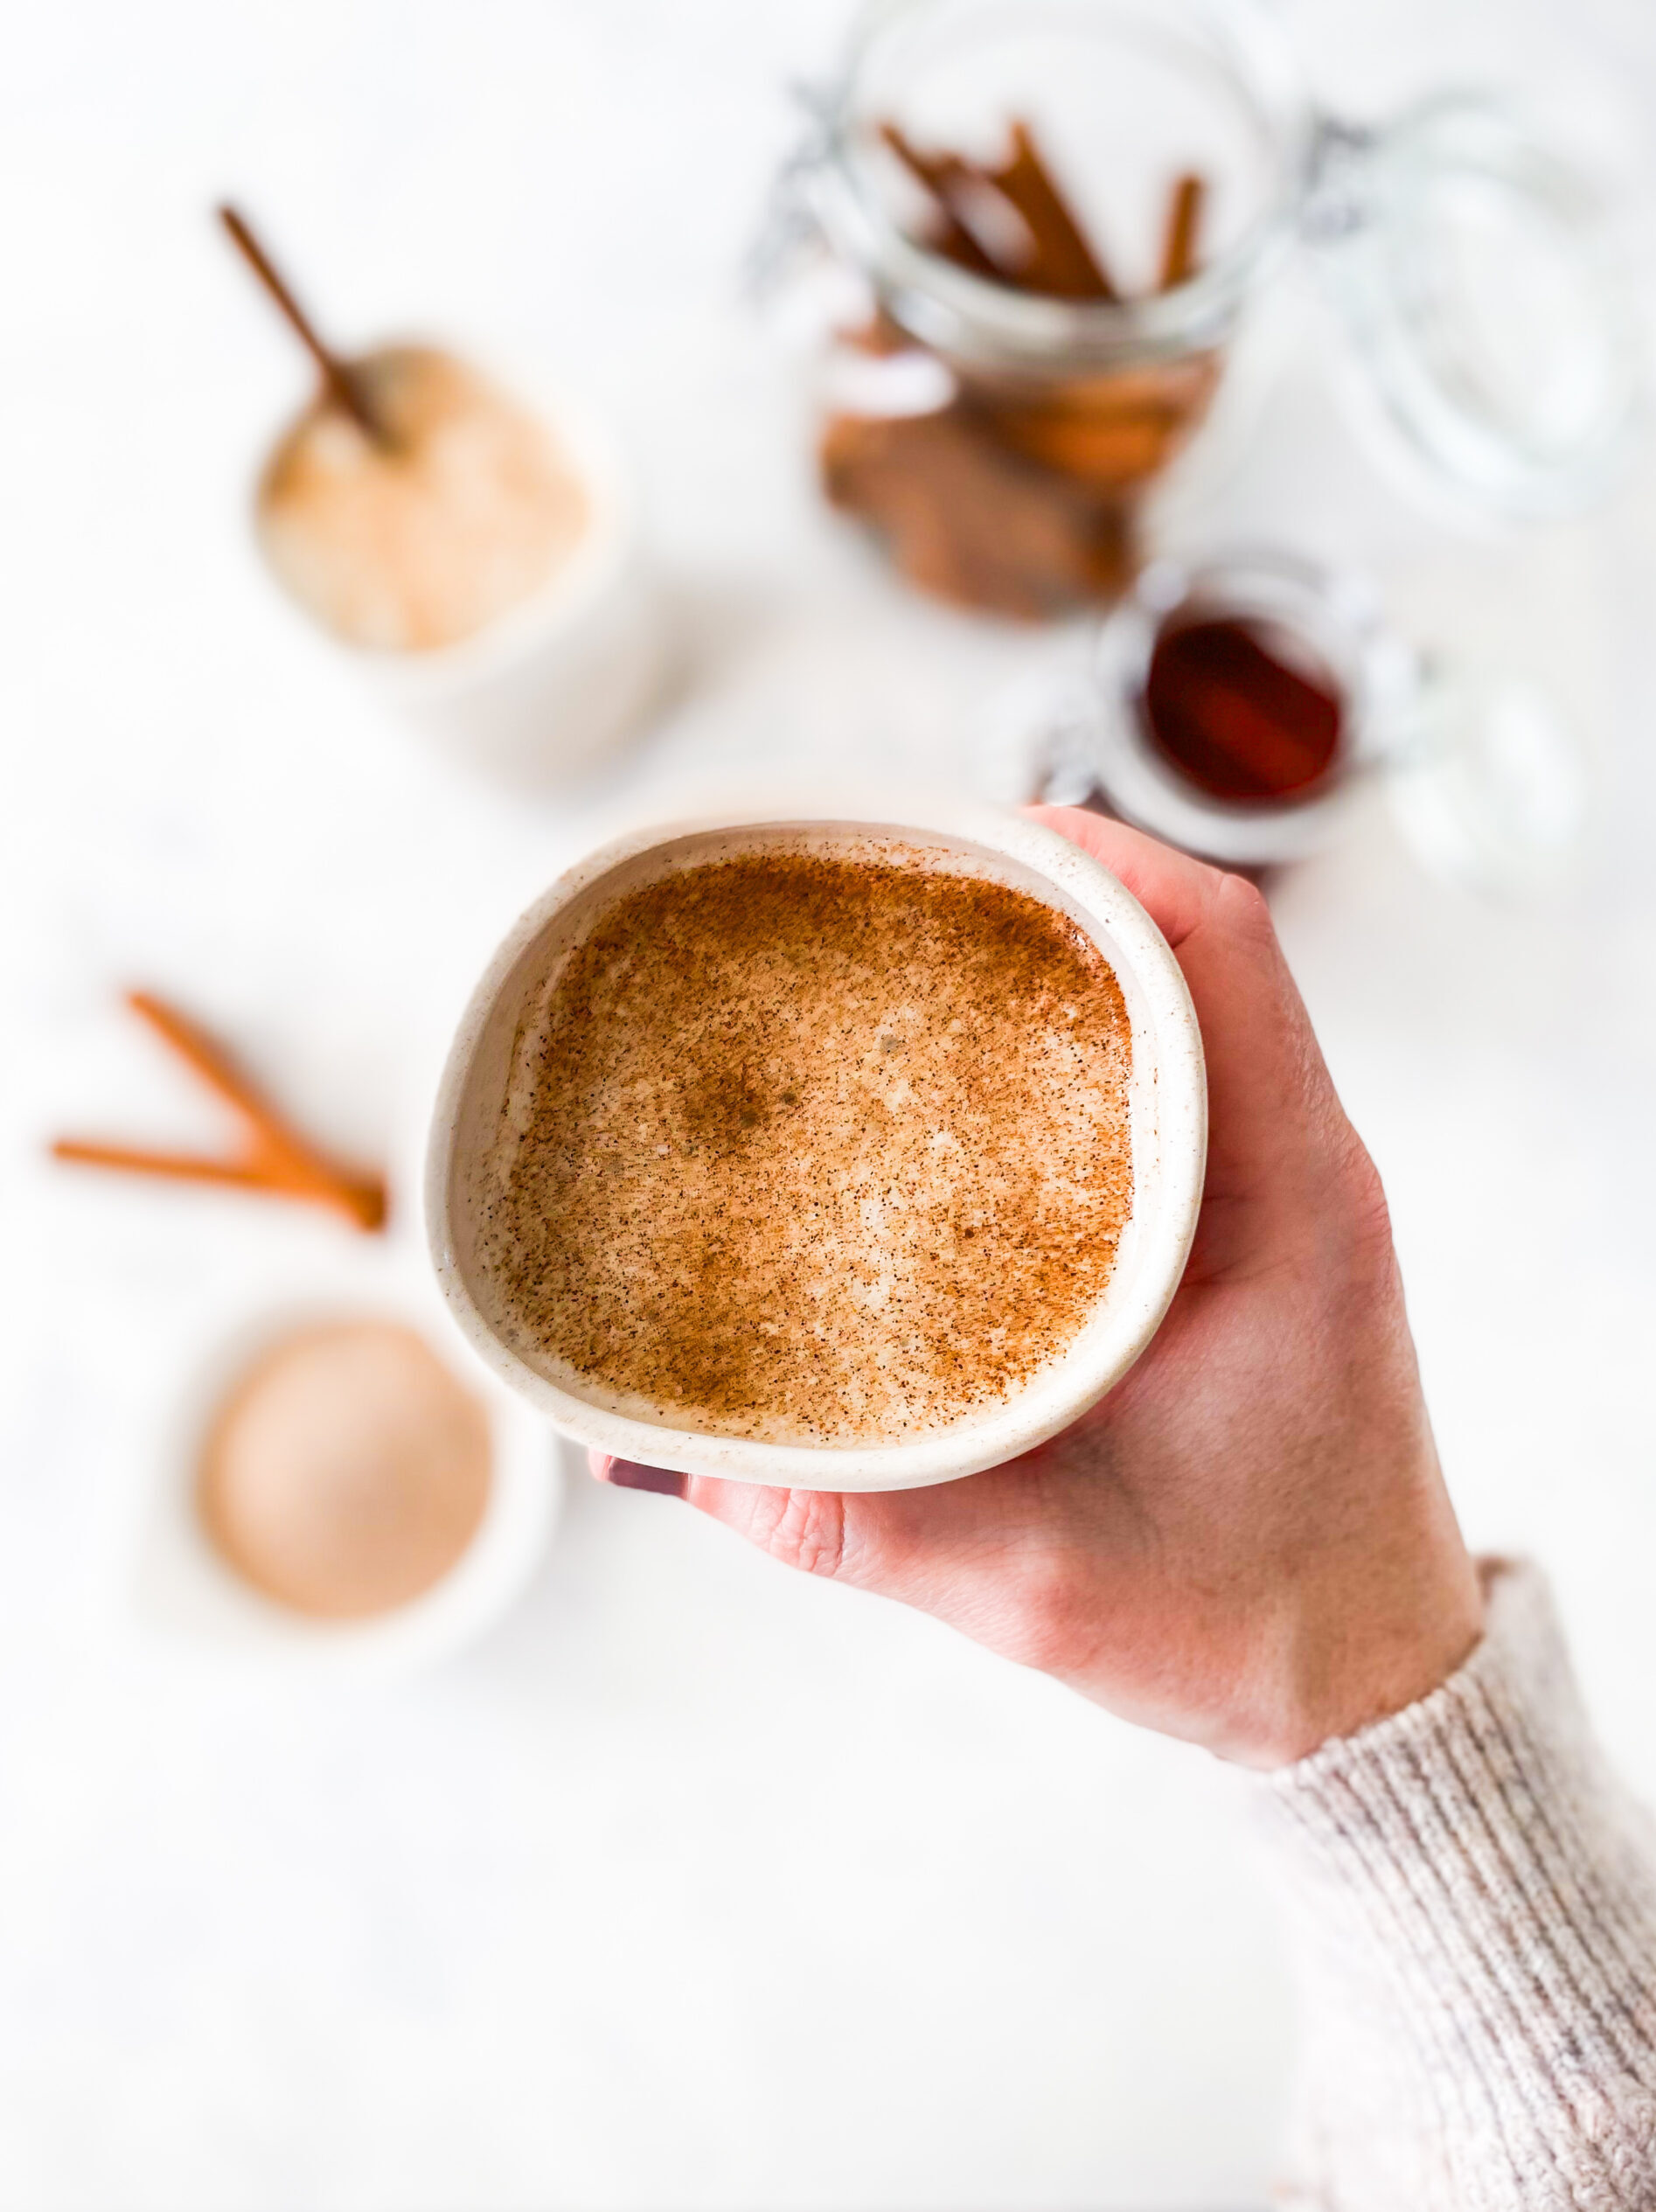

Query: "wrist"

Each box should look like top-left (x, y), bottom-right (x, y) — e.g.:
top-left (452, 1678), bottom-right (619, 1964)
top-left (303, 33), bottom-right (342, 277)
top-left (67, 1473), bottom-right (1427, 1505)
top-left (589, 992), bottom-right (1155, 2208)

top-left (1240, 1548), bottom-right (1487, 1770)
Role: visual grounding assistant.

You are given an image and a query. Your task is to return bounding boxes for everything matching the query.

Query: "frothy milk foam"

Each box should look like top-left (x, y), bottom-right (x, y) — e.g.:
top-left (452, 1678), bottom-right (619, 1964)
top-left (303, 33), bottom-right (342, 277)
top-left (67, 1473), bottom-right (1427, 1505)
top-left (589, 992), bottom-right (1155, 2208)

top-left (461, 835), bottom-right (1134, 1449)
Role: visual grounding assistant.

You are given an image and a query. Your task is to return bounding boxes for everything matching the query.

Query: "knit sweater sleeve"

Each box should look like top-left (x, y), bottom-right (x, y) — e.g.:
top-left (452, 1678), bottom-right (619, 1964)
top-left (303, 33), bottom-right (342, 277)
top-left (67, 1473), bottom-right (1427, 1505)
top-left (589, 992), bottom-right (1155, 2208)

top-left (1260, 1559), bottom-right (1656, 2212)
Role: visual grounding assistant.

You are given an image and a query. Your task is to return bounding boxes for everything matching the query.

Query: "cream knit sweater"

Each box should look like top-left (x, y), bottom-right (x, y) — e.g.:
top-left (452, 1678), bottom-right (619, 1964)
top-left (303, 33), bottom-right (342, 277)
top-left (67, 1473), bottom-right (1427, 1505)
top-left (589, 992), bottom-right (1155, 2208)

top-left (1263, 1561), bottom-right (1656, 2209)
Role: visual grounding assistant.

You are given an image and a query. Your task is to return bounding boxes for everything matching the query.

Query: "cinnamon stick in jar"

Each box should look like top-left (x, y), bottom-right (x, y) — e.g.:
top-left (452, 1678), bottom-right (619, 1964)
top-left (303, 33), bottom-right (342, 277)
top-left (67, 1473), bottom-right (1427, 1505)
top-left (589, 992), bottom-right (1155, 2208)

top-left (877, 123), bottom-right (1008, 281)
top-left (825, 126), bottom-right (1221, 617)
top-left (984, 121), bottom-right (1119, 300)
top-left (1159, 173), bottom-right (1207, 291)
top-left (878, 116), bottom-right (1121, 299)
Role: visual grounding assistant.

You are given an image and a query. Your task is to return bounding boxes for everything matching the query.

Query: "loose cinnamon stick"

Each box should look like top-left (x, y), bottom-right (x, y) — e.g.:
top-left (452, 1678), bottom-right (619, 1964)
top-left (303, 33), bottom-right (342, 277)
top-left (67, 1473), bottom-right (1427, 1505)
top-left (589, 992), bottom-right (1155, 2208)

top-left (50, 1144), bottom-right (288, 1193)
top-left (52, 991), bottom-right (387, 1232)
top-left (52, 1137), bottom-right (384, 1229)
top-left (1159, 172), bottom-right (1207, 290)
top-left (129, 988), bottom-right (387, 1228)
top-left (217, 204), bottom-right (387, 445)
top-left (125, 990), bottom-right (325, 1184)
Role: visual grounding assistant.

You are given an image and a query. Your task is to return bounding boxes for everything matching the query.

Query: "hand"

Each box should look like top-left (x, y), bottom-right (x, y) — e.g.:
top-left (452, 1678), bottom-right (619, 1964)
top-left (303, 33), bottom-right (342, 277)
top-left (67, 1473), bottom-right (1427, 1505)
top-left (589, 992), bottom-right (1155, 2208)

top-left (595, 810), bottom-right (1484, 1769)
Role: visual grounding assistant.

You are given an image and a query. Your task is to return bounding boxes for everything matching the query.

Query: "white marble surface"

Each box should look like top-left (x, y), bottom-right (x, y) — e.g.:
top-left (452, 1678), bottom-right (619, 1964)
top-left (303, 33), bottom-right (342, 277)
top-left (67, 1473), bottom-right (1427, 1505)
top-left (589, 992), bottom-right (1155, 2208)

top-left (3, 2), bottom-right (1656, 2207)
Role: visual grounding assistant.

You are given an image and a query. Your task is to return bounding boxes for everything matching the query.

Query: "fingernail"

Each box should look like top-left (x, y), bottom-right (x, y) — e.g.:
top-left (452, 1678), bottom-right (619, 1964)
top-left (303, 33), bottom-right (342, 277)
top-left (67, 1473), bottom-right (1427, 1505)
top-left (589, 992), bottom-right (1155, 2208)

top-left (606, 1460), bottom-right (688, 1498)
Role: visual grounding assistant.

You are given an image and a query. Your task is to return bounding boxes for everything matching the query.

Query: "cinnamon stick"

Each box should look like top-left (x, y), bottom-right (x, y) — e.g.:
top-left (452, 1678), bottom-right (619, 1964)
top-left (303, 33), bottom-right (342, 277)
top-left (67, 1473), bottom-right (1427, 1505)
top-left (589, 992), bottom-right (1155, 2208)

top-left (50, 1144), bottom-right (288, 1193)
top-left (1159, 172), bottom-right (1207, 290)
top-left (985, 122), bottom-right (1118, 301)
top-left (52, 1137), bottom-right (384, 1229)
top-left (125, 990), bottom-right (328, 1186)
top-left (877, 123), bottom-right (1005, 281)
top-left (52, 991), bottom-right (387, 1232)
top-left (879, 118), bottom-right (1118, 301)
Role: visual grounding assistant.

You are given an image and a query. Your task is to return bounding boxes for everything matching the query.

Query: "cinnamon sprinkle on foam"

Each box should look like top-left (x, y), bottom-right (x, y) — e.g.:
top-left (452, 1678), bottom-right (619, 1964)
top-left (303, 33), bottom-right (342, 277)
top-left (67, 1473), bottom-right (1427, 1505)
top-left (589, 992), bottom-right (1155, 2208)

top-left (473, 849), bottom-right (1133, 1446)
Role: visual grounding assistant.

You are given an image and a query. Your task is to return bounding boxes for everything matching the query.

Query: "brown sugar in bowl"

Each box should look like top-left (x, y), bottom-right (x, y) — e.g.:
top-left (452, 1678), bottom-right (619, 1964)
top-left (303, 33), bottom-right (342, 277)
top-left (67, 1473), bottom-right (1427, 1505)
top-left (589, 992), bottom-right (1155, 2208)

top-left (196, 1318), bottom-right (493, 1622)
top-left (127, 1269), bottom-right (561, 1677)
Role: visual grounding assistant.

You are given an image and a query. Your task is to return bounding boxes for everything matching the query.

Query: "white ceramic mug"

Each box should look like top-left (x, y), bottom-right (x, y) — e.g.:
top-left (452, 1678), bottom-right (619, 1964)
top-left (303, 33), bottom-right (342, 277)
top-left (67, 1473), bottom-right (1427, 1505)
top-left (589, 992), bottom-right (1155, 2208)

top-left (425, 802), bottom-right (1207, 1491)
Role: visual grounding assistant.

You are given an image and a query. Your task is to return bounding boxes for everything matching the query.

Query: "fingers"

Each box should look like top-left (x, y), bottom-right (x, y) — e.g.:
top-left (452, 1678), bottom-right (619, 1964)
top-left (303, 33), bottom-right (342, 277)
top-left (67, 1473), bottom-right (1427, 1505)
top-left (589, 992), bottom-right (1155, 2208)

top-left (595, 1451), bottom-right (901, 1589)
top-left (592, 1445), bottom-right (1139, 1691)
top-left (1027, 807), bottom-right (1354, 1238)
top-left (1025, 805), bottom-right (1224, 952)
top-left (596, 1453), bottom-right (855, 1571)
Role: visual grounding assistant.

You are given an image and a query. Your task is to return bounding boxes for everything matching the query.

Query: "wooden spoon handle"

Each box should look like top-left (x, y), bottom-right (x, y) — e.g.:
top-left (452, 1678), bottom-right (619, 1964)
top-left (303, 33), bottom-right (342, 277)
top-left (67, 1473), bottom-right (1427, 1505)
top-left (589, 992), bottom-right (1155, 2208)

top-left (217, 203), bottom-right (385, 442)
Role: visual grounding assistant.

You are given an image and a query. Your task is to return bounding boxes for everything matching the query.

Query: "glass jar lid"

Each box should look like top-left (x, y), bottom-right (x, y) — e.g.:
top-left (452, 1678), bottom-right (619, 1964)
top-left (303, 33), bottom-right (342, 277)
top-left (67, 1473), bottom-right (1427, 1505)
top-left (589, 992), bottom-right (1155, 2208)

top-left (1310, 97), bottom-right (1644, 517)
top-left (1383, 661), bottom-right (1586, 896)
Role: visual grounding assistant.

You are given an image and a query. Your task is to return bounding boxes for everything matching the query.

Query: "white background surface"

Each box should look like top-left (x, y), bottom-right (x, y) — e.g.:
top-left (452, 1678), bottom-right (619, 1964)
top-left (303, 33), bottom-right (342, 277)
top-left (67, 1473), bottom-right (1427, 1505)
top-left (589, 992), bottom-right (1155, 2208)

top-left (3, 3), bottom-right (1656, 2207)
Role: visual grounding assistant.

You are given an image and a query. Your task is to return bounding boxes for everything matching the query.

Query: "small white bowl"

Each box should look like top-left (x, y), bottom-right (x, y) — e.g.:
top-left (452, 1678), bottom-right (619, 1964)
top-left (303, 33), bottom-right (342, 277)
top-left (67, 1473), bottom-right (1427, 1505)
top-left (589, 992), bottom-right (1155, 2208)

top-left (129, 1260), bottom-right (561, 1678)
top-left (254, 357), bottom-right (669, 792)
top-left (425, 800), bottom-right (1207, 1492)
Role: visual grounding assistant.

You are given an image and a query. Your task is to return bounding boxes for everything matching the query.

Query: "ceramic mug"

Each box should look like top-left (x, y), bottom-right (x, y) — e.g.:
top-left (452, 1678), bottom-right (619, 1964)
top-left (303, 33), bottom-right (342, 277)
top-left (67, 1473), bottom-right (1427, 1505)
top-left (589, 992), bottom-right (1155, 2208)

top-left (425, 801), bottom-right (1207, 1491)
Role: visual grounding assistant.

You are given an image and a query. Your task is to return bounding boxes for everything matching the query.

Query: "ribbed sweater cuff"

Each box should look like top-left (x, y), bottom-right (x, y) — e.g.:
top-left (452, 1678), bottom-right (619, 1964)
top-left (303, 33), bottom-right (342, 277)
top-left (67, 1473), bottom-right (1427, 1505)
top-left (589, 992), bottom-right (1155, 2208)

top-left (1263, 1560), bottom-right (1656, 2211)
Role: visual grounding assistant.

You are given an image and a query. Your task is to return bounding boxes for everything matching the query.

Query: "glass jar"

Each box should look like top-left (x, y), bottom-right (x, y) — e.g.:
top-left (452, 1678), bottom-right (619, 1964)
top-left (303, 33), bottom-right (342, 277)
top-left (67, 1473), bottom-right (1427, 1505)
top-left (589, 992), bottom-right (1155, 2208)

top-left (1083, 549), bottom-right (1405, 866)
top-left (1020, 546), bottom-right (1585, 893)
top-left (788, 0), bottom-right (1640, 619)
